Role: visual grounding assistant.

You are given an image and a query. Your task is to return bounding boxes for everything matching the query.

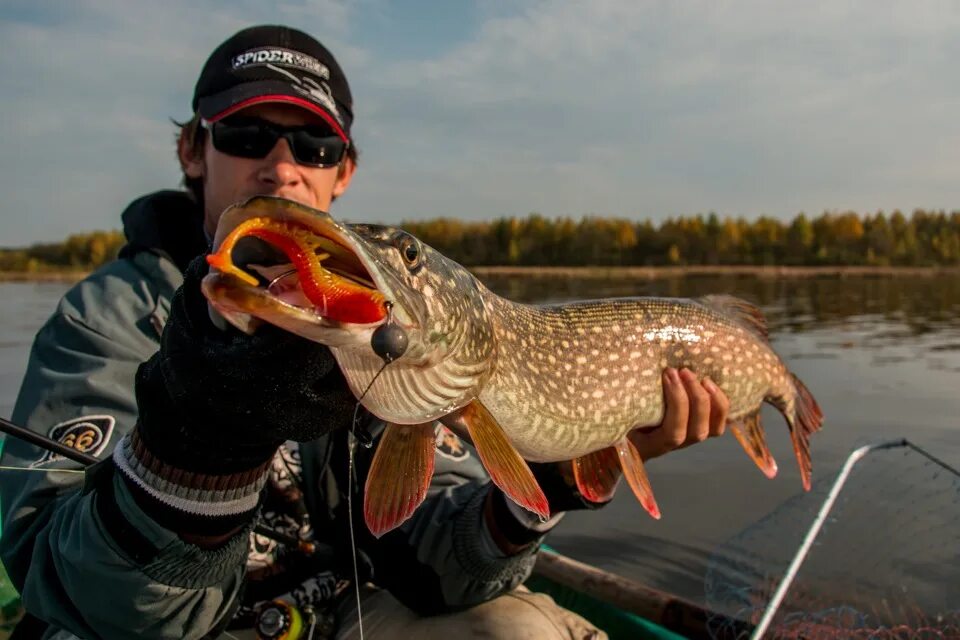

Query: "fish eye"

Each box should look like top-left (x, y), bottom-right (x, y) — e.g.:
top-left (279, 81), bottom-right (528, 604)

top-left (395, 233), bottom-right (422, 270)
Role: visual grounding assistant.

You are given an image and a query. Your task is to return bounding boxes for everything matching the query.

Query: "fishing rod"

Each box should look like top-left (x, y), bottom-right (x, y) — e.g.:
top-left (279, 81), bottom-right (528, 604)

top-left (0, 415), bottom-right (98, 466)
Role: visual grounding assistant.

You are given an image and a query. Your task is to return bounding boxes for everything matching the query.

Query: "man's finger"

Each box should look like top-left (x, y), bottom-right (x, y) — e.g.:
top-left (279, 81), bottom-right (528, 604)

top-left (703, 377), bottom-right (729, 436)
top-left (658, 368), bottom-right (689, 450)
top-left (678, 369), bottom-right (710, 445)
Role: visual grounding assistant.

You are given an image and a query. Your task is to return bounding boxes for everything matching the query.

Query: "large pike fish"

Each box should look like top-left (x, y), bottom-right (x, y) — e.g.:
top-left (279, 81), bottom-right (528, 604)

top-left (202, 197), bottom-right (824, 537)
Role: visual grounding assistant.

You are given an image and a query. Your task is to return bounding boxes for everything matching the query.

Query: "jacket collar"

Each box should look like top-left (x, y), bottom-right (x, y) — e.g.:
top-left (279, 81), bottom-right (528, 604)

top-left (119, 190), bottom-right (208, 274)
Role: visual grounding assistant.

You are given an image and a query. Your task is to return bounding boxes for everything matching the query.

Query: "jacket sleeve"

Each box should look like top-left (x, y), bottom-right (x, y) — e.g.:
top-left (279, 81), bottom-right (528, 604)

top-left (0, 260), bottom-right (248, 640)
top-left (356, 425), bottom-right (548, 616)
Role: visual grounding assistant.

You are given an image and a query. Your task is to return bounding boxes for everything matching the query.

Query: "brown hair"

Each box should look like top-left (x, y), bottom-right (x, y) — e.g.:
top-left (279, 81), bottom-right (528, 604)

top-left (174, 113), bottom-right (359, 205)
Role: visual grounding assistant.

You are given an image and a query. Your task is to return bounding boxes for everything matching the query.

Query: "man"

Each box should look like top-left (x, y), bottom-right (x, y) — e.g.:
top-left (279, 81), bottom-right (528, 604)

top-left (0, 25), bottom-right (729, 639)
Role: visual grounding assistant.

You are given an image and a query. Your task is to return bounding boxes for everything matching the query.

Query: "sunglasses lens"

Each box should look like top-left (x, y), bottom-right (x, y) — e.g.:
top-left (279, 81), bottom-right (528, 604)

top-left (211, 120), bottom-right (277, 159)
top-left (290, 129), bottom-right (347, 167)
top-left (210, 119), bottom-right (347, 167)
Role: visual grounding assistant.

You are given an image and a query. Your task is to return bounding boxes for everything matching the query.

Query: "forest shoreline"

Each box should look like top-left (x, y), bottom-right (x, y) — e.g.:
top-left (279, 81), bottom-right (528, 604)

top-left (3, 265), bottom-right (959, 283)
top-left (469, 265), bottom-right (960, 279)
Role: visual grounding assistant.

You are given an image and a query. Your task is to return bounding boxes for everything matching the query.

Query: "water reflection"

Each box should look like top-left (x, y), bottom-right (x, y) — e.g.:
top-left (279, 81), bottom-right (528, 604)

top-left (1, 276), bottom-right (959, 624)
top-left (479, 274), bottom-right (960, 331)
top-left (479, 274), bottom-right (960, 361)
top-left (477, 274), bottom-right (960, 618)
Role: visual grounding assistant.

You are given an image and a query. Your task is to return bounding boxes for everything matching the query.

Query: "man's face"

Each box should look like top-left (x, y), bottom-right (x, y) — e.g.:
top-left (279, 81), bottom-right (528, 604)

top-left (181, 102), bottom-right (356, 237)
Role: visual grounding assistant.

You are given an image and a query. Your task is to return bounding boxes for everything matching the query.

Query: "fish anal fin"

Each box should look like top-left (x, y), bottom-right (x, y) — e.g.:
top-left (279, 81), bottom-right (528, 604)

top-left (729, 411), bottom-right (778, 479)
top-left (699, 294), bottom-right (769, 342)
top-left (573, 447), bottom-right (622, 503)
top-left (364, 422), bottom-right (436, 538)
top-left (787, 373), bottom-right (824, 491)
top-left (616, 438), bottom-right (661, 520)
top-left (444, 401), bottom-right (549, 519)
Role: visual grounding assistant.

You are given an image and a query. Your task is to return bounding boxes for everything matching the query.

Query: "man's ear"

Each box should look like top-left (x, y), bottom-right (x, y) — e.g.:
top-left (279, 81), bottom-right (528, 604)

top-left (178, 128), bottom-right (204, 179)
top-left (332, 156), bottom-right (356, 199)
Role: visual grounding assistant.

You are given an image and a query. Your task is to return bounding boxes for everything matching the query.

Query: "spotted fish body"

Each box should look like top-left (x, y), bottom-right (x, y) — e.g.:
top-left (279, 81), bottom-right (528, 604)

top-left (202, 197), bottom-right (823, 536)
top-left (480, 295), bottom-right (796, 462)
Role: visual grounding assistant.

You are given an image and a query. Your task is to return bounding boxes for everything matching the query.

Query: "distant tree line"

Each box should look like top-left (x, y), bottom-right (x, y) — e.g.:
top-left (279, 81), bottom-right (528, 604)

top-left (2, 209), bottom-right (959, 272)
top-left (403, 209), bottom-right (960, 267)
top-left (0, 230), bottom-right (126, 272)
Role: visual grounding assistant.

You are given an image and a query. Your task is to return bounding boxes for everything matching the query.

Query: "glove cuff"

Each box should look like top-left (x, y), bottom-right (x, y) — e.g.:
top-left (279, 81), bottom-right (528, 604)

top-left (113, 429), bottom-right (272, 532)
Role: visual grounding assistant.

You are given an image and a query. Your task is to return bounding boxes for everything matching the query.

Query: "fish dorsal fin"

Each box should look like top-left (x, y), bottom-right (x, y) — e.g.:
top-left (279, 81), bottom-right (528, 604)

top-left (364, 422), bottom-right (436, 537)
top-left (442, 400), bottom-right (549, 519)
top-left (698, 294), bottom-right (769, 342)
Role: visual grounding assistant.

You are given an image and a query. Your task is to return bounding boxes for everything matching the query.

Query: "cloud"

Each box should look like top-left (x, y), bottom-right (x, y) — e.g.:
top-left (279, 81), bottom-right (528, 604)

top-left (345, 1), bottom-right (960, 222)
top-left (0, 0), bottom-right (363, 244)
top-left (2, 1), bottom-right (959, 244)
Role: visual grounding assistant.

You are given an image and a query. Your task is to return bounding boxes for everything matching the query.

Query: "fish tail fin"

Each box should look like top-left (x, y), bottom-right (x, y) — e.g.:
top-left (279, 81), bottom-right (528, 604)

top-left (778, 373), bottom-right (824, 492)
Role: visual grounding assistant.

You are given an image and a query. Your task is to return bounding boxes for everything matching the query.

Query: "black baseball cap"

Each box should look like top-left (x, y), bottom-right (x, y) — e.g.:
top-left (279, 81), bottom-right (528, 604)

top-left (192, 25), bottom-right (353, 142)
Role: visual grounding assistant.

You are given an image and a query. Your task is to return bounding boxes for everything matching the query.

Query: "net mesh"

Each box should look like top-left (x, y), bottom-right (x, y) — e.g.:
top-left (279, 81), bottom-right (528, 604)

top-left (706, 442), bottom-right (960, 639)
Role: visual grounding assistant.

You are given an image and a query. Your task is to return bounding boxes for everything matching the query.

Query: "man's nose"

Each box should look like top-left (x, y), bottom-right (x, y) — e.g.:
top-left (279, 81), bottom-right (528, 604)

top-left (257, 138), bottom-right (301, 186)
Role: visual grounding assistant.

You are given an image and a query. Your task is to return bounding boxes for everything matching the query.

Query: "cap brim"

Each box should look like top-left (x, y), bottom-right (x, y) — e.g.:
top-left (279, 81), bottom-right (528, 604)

top-left (198, 81), bottom-right (349, 142)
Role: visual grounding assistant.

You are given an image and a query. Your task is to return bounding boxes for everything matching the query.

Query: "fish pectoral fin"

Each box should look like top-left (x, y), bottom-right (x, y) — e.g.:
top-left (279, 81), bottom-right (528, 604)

top-left (443, 401), bottom-right (549, 519)
top-left (573, 447), bottom-right (622, 503)
top-left (616, 437), bottom-right (661, 520)
top-left (728, 411), bottom-right (778, 479)
top-left (364, 422), bottom-right (436, 538)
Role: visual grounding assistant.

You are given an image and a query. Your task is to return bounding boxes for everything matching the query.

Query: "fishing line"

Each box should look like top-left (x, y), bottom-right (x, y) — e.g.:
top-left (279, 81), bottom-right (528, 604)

top-left (343, 300), bottom-right (408, 640)
top-left (304, 605), bottom-right (317, 640)
top-left (266, 268), bottom-right (298, 291)
top-left (345, 360), bottom-right (391, 640)
top-left (346, 429), bottom-right (365, 640)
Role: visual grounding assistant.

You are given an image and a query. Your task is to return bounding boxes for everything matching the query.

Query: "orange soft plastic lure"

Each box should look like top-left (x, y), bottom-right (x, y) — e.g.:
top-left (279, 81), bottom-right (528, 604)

top-left (207, 216), bottom-right (387, 324)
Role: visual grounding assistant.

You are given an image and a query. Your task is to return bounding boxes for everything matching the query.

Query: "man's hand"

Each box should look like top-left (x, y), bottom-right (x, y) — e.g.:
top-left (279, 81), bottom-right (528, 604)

top-left (134, 254), bottom-right (357, 476)
top-left (486, 367), bottom-right (732, 551)
top-left (115, 255), bottom-right (359, 543)
top-left (629, 367), bottom-right (730, 461)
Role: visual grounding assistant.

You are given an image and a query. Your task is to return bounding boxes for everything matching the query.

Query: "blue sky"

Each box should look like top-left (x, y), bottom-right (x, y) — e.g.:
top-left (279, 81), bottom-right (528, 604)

top-left (2, 1), bottom-right (959, 245)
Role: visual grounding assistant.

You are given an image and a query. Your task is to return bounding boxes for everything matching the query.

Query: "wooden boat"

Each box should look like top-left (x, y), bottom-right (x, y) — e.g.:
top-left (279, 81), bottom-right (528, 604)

top-left (528, 546), bottom-right (750, 640)
top-left (0, 546), bottom-right (743, 640)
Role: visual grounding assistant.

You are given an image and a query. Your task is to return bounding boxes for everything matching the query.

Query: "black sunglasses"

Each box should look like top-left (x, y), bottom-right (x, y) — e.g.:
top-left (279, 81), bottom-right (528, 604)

top-left (203, 117), bottom-right (349, 168)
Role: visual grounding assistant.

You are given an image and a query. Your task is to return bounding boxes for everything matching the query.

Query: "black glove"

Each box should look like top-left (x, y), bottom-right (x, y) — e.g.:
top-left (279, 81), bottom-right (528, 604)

top-left (135, 254), bottom-right (358, 475)
top-left (530, 461), bottom-right (612, 513)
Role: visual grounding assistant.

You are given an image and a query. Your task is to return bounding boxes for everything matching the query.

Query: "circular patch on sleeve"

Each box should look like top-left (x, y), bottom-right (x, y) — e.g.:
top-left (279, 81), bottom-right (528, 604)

top-left (434, 424), bottom-right (470, 461)
top-left (34, 415), bottom-right (116, 465)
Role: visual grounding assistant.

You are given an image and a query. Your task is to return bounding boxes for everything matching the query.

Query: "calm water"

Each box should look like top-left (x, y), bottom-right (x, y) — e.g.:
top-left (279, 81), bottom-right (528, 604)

top-left (2, 276), bottom-right (959, 624)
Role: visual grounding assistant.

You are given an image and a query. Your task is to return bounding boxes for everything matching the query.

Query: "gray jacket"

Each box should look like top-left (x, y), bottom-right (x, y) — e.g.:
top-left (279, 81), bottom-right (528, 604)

top-left (0, 191), bottom-right (541, 639)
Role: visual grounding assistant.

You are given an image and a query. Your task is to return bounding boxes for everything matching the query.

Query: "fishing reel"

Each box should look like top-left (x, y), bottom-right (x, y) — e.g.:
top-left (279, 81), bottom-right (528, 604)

top-left (255, 600), bottom-right (333, 640)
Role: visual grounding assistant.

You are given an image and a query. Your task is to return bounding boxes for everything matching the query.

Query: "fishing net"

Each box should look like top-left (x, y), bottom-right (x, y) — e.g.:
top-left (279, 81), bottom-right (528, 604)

top-left (705, 440), bottom-right (960, 639)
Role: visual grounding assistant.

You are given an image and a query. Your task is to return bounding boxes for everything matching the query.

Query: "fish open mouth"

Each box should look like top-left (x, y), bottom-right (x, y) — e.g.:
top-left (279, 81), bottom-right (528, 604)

top-left (205, 198), bottom-right (387, 326)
